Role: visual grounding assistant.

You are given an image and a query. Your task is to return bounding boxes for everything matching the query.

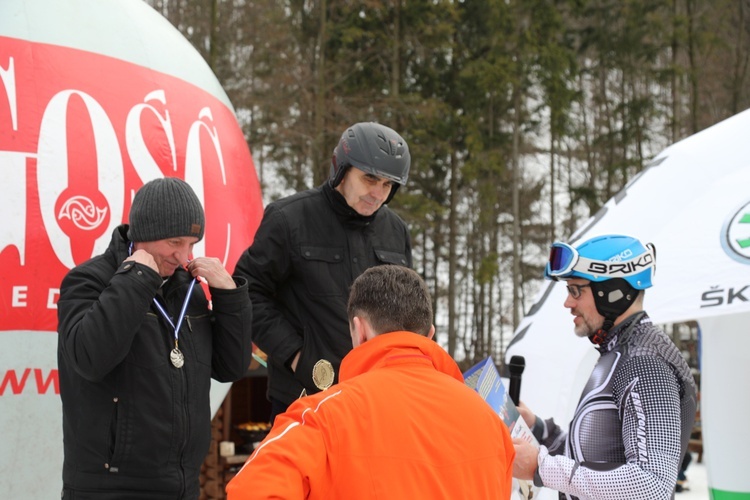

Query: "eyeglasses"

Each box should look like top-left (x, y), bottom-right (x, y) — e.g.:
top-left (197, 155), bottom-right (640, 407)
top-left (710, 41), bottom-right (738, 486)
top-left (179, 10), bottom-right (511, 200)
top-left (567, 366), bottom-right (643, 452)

top-left (566, 283), bottom-right (591, 299)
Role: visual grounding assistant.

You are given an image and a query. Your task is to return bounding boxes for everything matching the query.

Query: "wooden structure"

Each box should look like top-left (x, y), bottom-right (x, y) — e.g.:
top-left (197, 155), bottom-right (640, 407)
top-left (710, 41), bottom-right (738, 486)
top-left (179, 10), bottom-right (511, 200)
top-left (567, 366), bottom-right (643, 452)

top-left (199, 369), bottom-right (270, 499)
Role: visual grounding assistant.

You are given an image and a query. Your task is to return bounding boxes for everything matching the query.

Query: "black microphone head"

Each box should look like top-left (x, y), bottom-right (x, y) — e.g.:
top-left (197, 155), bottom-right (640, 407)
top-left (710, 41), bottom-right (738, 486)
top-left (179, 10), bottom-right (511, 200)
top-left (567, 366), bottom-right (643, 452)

top-left (508, 355), bottom-right (525, 375)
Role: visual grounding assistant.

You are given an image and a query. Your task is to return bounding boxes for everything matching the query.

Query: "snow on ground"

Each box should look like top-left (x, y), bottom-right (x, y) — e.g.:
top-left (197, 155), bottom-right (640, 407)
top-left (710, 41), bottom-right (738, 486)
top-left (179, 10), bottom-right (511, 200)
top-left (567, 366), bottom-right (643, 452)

top-left (679, 453), bottom-right (709, 500)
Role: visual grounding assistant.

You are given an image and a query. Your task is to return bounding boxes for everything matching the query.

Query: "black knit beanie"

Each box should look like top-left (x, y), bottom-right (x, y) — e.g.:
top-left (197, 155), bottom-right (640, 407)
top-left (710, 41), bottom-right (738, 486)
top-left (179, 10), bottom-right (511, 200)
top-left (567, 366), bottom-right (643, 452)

top-left (127, 177), bottom-right (205, 242)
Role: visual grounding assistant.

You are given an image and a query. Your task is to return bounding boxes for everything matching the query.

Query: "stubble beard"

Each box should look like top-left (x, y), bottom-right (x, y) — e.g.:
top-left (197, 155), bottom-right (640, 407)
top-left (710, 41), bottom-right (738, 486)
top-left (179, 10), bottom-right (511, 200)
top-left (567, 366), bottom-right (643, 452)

top-left (573, 311), bottom-right (603, 338)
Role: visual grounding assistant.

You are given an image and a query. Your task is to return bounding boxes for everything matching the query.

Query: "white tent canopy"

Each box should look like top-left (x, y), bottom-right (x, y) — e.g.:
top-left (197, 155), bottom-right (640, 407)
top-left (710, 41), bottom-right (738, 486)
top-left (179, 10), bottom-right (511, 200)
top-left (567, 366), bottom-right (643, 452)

top-left (507, 109), bottom-right (750, 499)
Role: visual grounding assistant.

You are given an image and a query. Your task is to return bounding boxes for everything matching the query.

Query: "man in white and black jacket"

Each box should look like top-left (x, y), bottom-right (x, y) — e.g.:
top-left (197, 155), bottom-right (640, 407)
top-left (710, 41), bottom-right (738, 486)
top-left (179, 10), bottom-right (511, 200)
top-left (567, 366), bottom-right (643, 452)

top-left (513, 234), bottom-right (697, 500)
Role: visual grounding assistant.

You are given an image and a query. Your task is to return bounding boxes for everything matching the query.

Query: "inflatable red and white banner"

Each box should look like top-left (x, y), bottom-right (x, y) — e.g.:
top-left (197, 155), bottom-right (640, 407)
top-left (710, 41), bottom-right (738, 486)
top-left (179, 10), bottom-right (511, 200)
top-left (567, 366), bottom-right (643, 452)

top-left (0, 0), bottom-right (263, 497)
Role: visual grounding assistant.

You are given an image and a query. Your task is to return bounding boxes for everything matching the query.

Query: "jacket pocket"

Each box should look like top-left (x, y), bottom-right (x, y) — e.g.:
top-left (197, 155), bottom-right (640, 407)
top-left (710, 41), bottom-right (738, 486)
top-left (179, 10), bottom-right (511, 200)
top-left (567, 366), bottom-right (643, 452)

top-left (106, 397), bottom-right (121, 472)
top-left (300, 245), bottom-right (346, 297)
top-left (185, 313), bottom-right (213, 368)
top-left (293, 324), bottom-right (340, 393)
top-left (373, 248), bottom-right (409, 266)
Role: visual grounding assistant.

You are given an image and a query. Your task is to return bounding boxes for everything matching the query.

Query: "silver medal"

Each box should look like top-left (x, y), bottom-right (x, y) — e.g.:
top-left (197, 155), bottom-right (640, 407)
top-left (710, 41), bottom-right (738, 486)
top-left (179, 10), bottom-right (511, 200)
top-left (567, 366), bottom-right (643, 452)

top-left (170, 348), bottom-right (185, 368)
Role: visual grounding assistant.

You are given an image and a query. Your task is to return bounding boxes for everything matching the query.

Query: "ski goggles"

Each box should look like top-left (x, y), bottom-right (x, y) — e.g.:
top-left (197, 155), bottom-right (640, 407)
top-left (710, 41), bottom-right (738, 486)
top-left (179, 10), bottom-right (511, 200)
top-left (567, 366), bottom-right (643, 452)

top-left (544, 241), bottom-right (656, 281)
top-left (545, 242), bottom-right (579, 280)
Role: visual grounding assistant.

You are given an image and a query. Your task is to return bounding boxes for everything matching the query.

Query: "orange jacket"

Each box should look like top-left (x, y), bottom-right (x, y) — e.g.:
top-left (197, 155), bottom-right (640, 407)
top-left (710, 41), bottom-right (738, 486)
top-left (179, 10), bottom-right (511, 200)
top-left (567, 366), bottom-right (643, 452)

top-left (226, 331), bottom-right (515, 499)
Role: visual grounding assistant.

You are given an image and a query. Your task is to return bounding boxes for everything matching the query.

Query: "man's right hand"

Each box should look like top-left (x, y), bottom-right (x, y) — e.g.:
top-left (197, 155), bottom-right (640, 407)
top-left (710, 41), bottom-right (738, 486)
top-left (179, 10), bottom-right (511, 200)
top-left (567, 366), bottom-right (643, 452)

top-left (290, 351), bottom-right (301, 373)
top-left (125, 249), bottom-right (158, 274)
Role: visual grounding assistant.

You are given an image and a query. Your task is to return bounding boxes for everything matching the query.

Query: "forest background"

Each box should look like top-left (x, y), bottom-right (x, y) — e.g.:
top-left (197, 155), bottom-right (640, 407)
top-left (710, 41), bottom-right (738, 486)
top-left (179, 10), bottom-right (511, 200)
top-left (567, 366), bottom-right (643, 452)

top-left (146, 0), bottom-right (749, 370)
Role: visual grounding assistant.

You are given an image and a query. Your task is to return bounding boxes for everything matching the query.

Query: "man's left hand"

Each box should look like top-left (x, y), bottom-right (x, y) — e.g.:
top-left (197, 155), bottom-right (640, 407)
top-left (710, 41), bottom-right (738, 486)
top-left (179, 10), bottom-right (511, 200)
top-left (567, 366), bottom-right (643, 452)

top-left (512, 437), bottom-right (539, 481)
top-left (188, 257), bottom-right (236, 289)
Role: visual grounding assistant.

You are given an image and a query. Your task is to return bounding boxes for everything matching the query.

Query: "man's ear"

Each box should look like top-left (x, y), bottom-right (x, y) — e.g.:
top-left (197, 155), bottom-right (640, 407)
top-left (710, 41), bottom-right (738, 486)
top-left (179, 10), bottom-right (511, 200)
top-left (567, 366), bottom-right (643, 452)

top-left (427, 324), bottom-right (435, 340)
top-left (350, 316), bottom-right (368, 347)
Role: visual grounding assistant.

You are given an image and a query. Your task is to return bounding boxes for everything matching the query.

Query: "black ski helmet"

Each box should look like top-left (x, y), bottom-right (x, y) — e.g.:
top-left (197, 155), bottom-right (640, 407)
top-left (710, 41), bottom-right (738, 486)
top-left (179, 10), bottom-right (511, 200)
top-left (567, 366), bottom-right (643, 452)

top-left (330, 122), bottom-right (410, 204)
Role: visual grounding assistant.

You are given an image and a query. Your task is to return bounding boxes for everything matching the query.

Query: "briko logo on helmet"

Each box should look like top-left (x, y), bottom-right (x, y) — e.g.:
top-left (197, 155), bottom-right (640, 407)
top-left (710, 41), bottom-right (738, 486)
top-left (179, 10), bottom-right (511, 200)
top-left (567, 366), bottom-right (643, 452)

top-left (585, 253), bottom-right (655, 277)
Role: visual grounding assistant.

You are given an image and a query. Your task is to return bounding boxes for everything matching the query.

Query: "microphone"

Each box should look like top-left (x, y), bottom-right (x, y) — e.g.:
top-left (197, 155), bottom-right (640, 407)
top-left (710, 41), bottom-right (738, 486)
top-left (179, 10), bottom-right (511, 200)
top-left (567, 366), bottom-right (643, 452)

top-left (508, 355), bottom-right (525, 406)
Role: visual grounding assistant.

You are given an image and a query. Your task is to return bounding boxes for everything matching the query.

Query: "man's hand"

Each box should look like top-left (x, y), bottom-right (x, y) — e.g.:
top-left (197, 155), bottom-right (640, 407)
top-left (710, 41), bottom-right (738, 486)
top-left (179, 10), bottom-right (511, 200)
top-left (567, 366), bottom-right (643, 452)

top-left (188, 257), bottom-right (236, 289)
top-left (513, 437), bottom-right (539, 481)
top-left (516, 401), bottom-right (537, 428)
top-left (290, 351), bottom-right (301, 373)
top-left (124, 249), bottom-right (158, 274)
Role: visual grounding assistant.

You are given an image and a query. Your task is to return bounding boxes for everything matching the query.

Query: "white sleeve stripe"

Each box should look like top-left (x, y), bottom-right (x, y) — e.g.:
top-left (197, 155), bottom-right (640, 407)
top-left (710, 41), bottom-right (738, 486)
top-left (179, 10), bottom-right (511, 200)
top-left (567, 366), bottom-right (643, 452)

top-left (235, 390), bottom-right (343, 475)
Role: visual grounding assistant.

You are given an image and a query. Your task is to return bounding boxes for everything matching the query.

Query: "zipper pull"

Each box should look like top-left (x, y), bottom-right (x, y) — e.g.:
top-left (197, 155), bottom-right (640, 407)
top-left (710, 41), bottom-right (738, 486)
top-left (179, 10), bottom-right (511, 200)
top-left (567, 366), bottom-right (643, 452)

top-left (186, 316), bottom-right (192, 332)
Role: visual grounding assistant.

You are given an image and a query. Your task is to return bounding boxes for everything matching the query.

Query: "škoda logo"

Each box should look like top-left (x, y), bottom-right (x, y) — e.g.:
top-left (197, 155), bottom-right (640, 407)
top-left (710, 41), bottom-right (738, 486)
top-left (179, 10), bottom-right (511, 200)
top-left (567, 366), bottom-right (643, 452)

top-left (721, 199), bottom-right (750, 265)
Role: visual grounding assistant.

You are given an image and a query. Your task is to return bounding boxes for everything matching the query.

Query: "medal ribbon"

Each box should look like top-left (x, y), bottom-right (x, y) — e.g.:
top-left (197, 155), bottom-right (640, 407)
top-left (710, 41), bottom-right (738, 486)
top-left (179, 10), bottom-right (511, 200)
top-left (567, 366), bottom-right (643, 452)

top-left (128, 242), bottom-right (196, 346)
top-left (153, 278), bottom-right (197, 346)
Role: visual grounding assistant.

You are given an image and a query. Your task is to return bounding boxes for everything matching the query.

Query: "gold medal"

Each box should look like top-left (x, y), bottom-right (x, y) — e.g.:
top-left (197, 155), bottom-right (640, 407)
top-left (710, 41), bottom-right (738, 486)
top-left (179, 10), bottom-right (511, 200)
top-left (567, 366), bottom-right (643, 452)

top-left (312, 359), bottom-right (335, 390)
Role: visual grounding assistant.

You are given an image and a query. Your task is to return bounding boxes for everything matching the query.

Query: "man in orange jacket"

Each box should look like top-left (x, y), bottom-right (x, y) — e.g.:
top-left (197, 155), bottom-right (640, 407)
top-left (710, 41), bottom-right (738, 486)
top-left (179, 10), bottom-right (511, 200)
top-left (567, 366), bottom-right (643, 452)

top-left (226, 265), bottom-right (515, 499)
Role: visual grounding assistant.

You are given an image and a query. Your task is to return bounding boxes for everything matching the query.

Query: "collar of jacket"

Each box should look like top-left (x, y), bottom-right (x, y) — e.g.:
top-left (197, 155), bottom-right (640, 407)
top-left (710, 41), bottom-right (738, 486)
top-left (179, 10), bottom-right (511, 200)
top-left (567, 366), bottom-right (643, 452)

top-left (322, 181), bottom-right (379, 228)
top-left (108, 224), bottom-right (133, 262)
top-left (339, 331), bottom-right (463, 383)
top-left (596, 311), bottom-right (650, 353)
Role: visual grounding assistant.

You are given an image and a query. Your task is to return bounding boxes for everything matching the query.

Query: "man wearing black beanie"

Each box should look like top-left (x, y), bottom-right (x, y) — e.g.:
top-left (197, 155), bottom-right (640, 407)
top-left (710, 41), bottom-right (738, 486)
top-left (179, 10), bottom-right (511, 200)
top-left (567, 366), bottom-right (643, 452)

top-left (57, 177), bottom-right (253, 499)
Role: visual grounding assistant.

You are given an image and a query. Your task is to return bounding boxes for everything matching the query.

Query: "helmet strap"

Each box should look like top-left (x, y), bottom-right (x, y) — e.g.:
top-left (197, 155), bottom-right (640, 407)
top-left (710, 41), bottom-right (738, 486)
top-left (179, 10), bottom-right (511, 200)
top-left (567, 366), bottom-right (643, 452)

top-left (384, 183), bottom-right (400, 204)
top-left (590, 318), bottom-right (615, 345)
top-left (329, 164), bottom-right (350, 189)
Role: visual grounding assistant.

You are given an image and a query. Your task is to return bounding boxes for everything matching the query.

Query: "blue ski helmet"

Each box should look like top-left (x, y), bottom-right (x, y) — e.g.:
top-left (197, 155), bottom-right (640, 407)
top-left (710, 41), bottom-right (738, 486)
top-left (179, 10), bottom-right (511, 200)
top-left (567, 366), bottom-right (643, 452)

top-left (545, 234), bottom-right (655, 290)
top-left (545, 234), bottom-right (656, 343)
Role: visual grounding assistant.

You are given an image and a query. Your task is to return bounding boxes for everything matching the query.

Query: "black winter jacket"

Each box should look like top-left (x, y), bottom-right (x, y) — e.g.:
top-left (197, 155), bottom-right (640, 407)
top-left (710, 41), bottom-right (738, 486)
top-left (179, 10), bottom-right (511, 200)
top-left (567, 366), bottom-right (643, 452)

top-left (234, 182), bottom-right (411, 406)
top-left (57, 225), bottom-right (252, 499)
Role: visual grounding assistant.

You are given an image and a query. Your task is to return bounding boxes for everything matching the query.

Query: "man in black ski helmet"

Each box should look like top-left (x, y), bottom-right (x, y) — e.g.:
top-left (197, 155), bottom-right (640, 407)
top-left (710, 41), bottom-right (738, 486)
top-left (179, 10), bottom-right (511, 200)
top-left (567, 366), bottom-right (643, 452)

top-left (234, 122), bottom-right (413, 421)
